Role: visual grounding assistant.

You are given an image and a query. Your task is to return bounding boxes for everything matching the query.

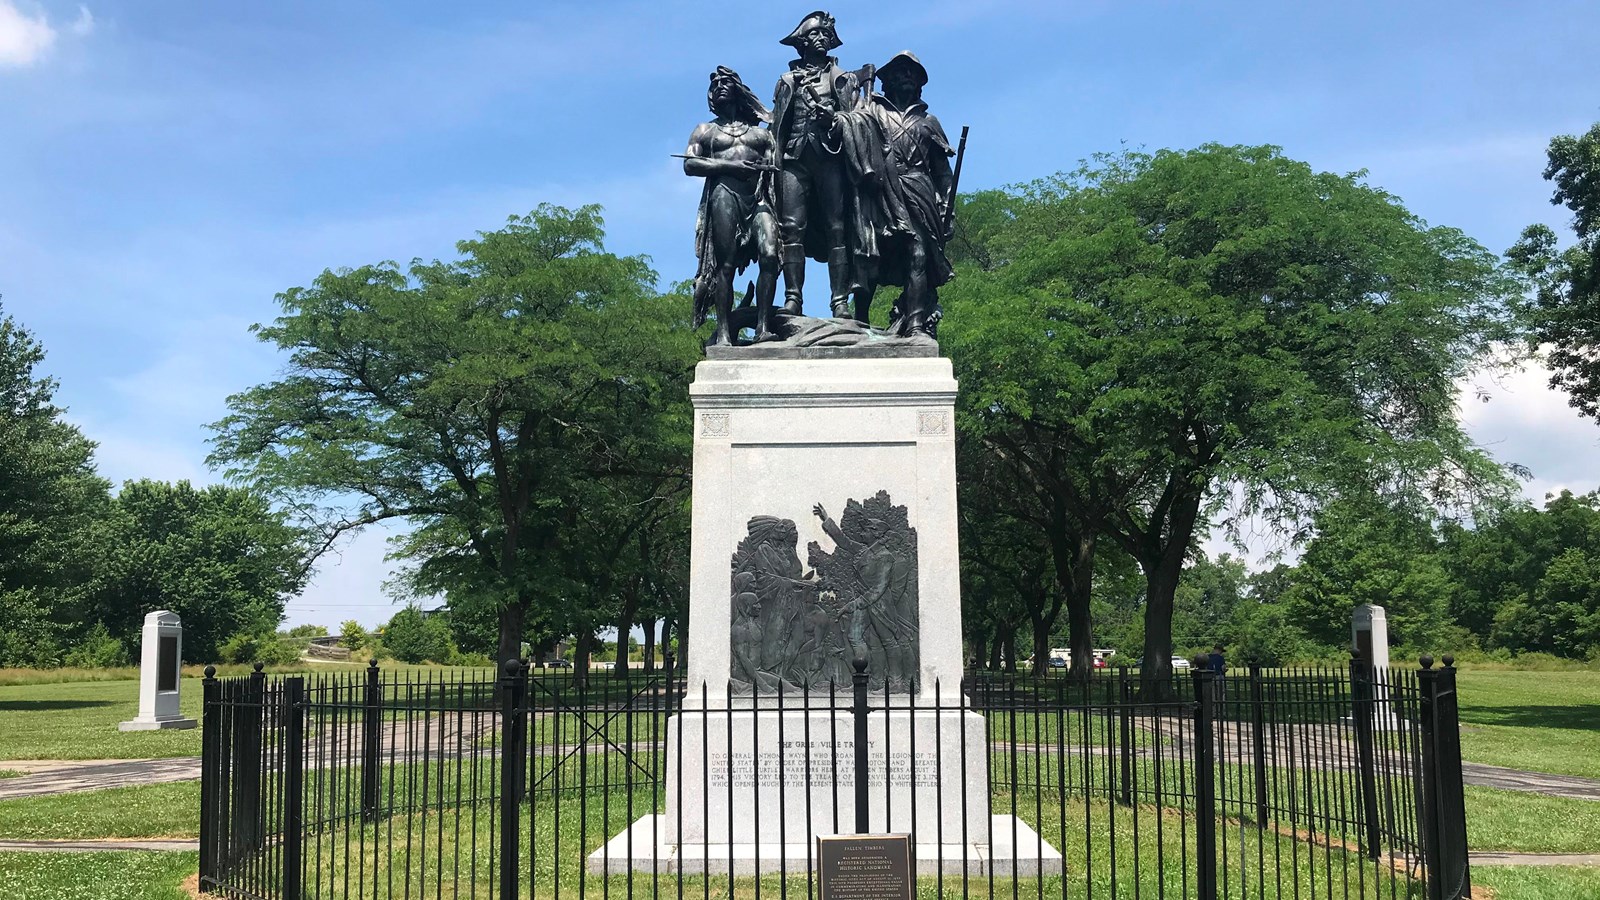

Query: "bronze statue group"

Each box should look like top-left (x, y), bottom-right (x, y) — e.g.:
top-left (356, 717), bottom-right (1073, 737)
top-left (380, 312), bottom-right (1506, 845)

top-left (684, 11), bottom-right (962, 347)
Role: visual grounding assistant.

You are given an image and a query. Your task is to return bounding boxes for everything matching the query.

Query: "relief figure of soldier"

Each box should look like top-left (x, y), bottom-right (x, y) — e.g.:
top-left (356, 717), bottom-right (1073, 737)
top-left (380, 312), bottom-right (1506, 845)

top-left (684, 66), bottom-right (780, 346)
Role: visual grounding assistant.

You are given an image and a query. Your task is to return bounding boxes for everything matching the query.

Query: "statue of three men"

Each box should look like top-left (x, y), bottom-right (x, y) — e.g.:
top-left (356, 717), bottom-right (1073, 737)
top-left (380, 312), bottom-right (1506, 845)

top-left (683, 11), bottom-right (962, 346)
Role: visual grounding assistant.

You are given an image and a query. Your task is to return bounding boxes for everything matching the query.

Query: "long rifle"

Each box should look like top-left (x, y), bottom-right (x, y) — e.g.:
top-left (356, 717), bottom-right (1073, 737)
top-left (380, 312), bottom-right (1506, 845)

top-left (942, 125), bottom-right (970, 235)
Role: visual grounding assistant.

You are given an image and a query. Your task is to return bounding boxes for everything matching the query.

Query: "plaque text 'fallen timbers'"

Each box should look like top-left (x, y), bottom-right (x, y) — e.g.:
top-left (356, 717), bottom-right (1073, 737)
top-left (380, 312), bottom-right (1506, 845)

top-left (818, 833), bottom-right (913, 900)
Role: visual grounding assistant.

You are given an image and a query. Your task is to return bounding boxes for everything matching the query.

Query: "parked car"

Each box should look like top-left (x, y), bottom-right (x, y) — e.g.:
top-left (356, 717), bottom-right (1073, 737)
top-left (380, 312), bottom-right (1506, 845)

top-left (545, 658), bottom-right (572, 668)
top-left (1047, 656), bottom-right (1067, 669)
top-left (1131, 655), bottom-right (1194, 671)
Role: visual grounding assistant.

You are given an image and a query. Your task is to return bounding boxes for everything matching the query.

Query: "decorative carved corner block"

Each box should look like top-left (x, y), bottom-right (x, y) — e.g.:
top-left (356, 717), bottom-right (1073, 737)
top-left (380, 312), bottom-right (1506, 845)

top-left (701, 412), bottom-right (731, 438)
top-left (916, 409), bottom-right (949, 436)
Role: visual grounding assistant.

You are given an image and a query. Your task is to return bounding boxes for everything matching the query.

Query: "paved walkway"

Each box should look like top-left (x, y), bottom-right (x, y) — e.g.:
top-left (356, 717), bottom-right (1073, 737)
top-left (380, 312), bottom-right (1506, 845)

top-left (0, 837), bottom-right (198, 853)
top-left (0, 758), bottom-right (201, 800)
top-left (1461, 762), bottom-right (1600, 801)
top-left (7, 751), bottom-right (1600, 802)
top-left (0, 837), bottom-right (1591, 867)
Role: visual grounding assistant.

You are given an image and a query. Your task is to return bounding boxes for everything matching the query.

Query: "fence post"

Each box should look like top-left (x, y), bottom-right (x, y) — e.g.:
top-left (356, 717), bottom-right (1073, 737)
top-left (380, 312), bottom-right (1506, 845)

top-left (1191, 664), bottom-right (1219, 900)
top-left (1419, 655), bottom-right (1472, 900)
top-left (1118, 666), bottom-right (1133, 806)
top-left (1351, 651), bottom-right (1382, 860)
top-left (233, 662), bottom-right (266, 851)
top-left (852, 652), bottom-right (870, 833)
top-left (361, 658), bottom-right (382, 822)
top-left (499, 659), bottom-right (526, 899)
top-left (198, 666), bottom-right (219, 892)
top-left (1249, 664), bottom-right (1269, 828)
top-left (281, 677), bottom-right (306, 900)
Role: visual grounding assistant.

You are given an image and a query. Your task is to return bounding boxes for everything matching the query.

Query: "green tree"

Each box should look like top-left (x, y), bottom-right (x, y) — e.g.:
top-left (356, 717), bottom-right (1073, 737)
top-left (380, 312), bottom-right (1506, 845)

top-left (1508, 121), bottom-right (1600, 420)
top-left (1282, 502), bottom-right (1454, 651)
top-left (210, 206), bottom-right (699, 665)
top-left (95, 480), bottom-right (310, 661)
top-left (945, 146), bottom-right (1520, 691)
top-left (381, 606), bottom-right (455, 664)
top-left (0, 302), bottom-right (113, 666)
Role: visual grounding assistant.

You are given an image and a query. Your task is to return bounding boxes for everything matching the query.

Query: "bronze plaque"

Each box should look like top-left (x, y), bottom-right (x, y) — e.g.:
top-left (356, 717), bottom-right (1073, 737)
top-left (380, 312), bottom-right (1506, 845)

top-left (817, 834), bottom-right (913, 900)
top-left (158, 635), bottom-right (179, 691)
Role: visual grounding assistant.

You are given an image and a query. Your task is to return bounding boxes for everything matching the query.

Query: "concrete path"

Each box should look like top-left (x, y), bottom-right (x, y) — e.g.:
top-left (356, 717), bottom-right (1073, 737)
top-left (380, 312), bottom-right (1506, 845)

top-left (1471, 851), bottom-right (1600, 866)
top-left (0, 758), bottom-right (201, 800)
top-left (1461, 762), bottom-right (1600, 801)
top-left (0, 837), bottom-right (198, 853)
top-left (0, 838), bottom-right (1592, 866)
top-left (5, 747), bottom-right (1599, 804)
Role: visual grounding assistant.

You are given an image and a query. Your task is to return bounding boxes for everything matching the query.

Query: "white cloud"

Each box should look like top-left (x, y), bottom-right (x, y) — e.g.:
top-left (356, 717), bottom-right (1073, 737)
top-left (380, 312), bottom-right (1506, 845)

top-left (0, 1), bottom-right (56, 68)
top-left (69, 4), bottom-right (90, 37)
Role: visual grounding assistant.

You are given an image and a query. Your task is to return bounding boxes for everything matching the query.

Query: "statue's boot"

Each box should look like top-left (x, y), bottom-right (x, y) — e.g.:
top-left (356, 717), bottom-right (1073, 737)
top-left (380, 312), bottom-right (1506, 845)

top-left (827, 247), bottom-right (851, 319)
top-left (781, 243), bottom-right (806, 314)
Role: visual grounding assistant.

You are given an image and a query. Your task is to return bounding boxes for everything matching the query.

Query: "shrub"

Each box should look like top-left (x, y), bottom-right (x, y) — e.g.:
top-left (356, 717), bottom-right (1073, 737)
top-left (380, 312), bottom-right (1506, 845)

top-left (218, 629), bottom-right (300, 666)
top-left (62, 623), bottom-right (128, 668)
top-left (339, 620), bottom-right (367, 651)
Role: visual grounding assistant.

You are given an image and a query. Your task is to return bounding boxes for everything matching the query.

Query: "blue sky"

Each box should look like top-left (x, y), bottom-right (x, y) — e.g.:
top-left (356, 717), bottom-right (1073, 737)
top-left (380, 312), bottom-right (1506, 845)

top-left (3, 0), bottom-right (1598, 628)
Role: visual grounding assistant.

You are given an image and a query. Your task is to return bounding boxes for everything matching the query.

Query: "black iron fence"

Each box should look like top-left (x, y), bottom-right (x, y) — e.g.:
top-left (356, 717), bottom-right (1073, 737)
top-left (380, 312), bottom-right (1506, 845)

top-left (199, 655), bottom-right (1472, 899)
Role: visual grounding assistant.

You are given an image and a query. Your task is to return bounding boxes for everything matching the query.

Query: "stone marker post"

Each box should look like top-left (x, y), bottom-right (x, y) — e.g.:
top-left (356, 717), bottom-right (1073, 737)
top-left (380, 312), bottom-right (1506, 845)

top-left (1351, 603), bottom-right (1391, 672)
top-left (119, 609), bottom-right (198, 731)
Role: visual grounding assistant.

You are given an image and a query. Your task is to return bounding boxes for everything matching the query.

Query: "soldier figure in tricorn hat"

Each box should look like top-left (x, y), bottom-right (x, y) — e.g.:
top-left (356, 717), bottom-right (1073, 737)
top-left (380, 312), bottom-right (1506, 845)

top-left (770, 11), bottom-right (860, 318)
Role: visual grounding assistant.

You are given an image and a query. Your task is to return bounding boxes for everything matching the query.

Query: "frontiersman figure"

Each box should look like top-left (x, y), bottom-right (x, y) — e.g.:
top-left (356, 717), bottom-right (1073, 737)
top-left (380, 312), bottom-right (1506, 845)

top-left (684, 66), bottom-right (780, 345)
top-left (869, 52), bottom-right (955, 338)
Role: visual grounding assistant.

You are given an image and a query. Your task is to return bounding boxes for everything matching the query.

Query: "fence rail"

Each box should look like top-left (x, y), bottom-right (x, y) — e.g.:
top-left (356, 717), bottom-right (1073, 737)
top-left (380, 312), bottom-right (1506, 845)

top-left (199, 654), bottom-right (1472, 899)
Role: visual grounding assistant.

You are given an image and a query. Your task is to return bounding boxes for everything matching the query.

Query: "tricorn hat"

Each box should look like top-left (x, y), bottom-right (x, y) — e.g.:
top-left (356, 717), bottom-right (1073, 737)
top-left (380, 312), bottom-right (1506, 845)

top-left (780, 10), bottom-right (842, 50)
top-left (876, 51), bottom-right (928, 87)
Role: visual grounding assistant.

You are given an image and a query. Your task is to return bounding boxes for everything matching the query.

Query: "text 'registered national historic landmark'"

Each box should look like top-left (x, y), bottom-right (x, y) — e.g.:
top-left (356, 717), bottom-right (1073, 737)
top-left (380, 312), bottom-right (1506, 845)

top-left (587, 12), bottom-right (1060, 876)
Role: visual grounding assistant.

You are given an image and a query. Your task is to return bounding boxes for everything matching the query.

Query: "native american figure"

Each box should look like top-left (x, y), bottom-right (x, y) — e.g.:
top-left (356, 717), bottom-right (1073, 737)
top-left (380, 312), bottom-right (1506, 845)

top-left (684, 67), bottom-right (781, 346)
top-left (770, 11), bottom-right (912, 319)
top-left (859, 52), bottom-right (955, 338)
top-left (729, 515), bottom-right (813, 694)
top-left (728, 492), bottom-right (919, 694)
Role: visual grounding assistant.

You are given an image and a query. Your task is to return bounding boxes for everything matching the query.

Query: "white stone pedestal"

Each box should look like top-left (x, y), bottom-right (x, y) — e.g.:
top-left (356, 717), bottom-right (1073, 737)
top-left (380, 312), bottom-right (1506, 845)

top-left (590, 352), bottom-right (1060, 876)
top-left (119, 610), bottom-right (197, 731)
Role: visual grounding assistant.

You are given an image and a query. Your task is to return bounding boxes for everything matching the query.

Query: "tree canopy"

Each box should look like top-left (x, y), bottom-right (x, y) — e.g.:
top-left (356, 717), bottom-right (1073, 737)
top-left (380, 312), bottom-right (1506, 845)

top-left (944, 145), bottom-right (1522, 688)
top-left (1509, 120), bottom-right (1600, 420)
top-left (210, 205), bottom-right (699, 664)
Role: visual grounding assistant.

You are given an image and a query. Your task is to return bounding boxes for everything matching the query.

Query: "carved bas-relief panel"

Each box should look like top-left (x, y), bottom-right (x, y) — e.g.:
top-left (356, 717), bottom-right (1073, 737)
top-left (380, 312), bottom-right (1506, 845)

top-left (729, 490), bottom-right (919, 694)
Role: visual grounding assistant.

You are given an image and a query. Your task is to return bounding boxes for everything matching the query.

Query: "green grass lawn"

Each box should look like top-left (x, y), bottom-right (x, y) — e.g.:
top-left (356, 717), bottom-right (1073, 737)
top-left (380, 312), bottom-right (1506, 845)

top-left (1454, 668), bottom-right (1600, 779)
top-left (0, 678), bottom-right (203, 760)
top-left (1473, 865), bottom-right (1600, 900)
top-left (0, 781), bottom-right (200, 840)
top-left (0, 851), bottom-right (197, 900)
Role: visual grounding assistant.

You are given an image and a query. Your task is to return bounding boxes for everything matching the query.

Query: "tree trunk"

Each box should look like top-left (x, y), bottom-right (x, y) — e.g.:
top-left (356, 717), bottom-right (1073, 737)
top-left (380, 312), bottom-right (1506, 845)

top-left (970, 631), bottom-right (987, 672)
top-left (1137, 482), bottom-right (1204, 698)
top-left (1003, 627), bottom-right (1019, 675)
top-left (987, 630), bottom-right (1003, 671)
top-left (642, 617), bottom-right (657, 674)
top-left (574, 631), bottom-right (593, 687)
top-left (1031, 611), bottom-right (1051, 681)
top-left (496, 603), bottom-right (525, 667)
top-left (1053, 529), bottom-right (1097, 681)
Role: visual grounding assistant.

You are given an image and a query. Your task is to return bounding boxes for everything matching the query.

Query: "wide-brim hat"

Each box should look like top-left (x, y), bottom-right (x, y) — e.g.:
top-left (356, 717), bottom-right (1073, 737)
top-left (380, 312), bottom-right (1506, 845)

top-left (780, 10), bottom-right (842, 50)
top-left (877, 51), bottom-right (928, 87)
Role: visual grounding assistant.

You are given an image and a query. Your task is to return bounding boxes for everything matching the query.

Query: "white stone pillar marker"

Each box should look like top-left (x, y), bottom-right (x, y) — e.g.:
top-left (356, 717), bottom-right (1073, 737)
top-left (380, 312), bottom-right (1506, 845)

top-left (1351, 603), bottom-right (1390, 671)
top-left (119, 610), bottom-right (198, 731)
